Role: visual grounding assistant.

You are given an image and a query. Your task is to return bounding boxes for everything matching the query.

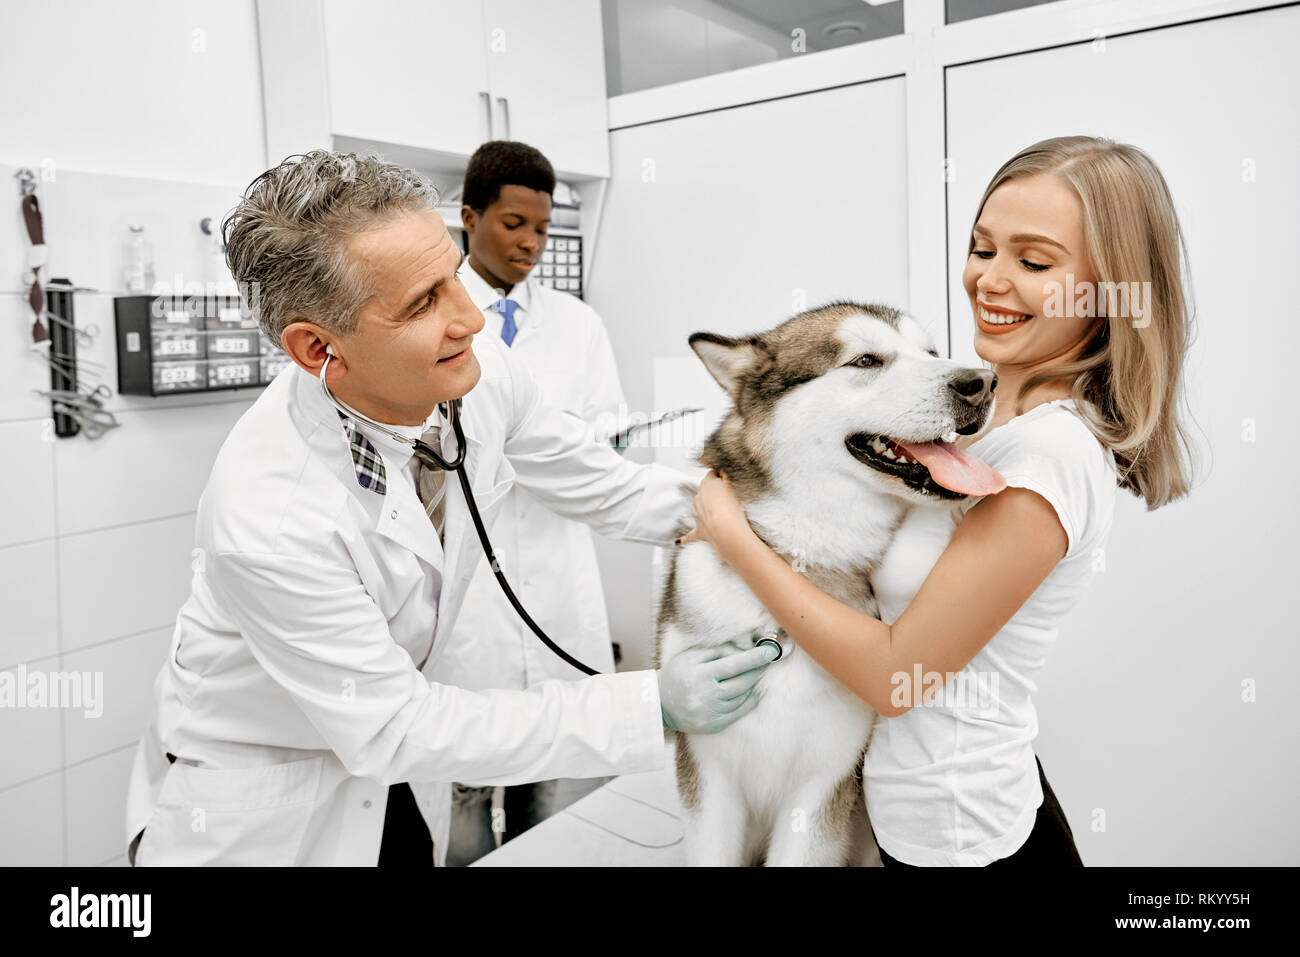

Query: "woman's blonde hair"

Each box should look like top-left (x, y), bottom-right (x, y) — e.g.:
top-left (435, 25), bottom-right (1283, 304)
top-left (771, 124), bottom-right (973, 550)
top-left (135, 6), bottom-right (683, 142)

top-left (967, 135), bottom-right (1199, 510)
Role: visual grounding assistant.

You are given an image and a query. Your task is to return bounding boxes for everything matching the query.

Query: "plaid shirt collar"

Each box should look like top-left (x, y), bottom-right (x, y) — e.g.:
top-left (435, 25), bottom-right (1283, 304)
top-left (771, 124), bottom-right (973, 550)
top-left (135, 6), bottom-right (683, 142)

top-left (334, 407), bottom-right (447, 498)
top-left (336, 409), bottom-right (389, 497)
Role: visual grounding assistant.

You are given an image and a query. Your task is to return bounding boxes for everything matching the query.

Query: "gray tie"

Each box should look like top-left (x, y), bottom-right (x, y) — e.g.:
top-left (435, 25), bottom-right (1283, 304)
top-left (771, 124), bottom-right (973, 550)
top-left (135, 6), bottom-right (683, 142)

top-left (410, 425), bottom-right (447, 540)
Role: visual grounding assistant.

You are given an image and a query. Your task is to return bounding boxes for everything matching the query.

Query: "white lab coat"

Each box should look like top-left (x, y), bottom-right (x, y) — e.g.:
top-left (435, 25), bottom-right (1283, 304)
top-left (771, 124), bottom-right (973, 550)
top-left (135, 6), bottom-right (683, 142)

top-left (440, 263), bottom-right (629, 694)
top-left (123, 330), bottom-right (692, 866)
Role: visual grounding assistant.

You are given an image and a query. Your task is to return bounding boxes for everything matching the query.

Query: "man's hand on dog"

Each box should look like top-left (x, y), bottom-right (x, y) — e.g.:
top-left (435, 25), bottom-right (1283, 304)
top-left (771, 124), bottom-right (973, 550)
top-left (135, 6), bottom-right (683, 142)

top-left (658, 640), bottom-right (780, 734)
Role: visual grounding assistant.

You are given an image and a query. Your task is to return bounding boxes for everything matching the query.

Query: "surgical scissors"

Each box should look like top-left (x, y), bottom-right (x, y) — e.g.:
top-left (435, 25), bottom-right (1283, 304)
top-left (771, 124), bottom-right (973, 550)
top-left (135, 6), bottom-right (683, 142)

top-left (40, 309), bottom-right (99, 346)
top-left (30, 343), bottom-right (106, 370)
top-left (34, 380), bottom-right (119, 439)
top-left (49, 399), bottom-right (120, 439)
top-left (29, 345), bottom-right (108, 395)
top-left (34, 385), bottom-right (113, 407)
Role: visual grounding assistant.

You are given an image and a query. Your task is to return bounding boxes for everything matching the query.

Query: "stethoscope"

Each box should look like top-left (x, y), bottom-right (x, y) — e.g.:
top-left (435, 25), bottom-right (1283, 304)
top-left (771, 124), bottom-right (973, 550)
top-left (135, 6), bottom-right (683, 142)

top-left (320, 345), bottom-right (468, 471)
top-left (319, 345), bottom-right (609, 676)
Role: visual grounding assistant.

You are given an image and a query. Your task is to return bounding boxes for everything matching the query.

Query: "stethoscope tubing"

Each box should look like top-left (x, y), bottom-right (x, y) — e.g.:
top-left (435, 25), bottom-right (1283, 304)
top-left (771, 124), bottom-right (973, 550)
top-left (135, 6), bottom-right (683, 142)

top-left (319, 350), bottom-right (601, 676)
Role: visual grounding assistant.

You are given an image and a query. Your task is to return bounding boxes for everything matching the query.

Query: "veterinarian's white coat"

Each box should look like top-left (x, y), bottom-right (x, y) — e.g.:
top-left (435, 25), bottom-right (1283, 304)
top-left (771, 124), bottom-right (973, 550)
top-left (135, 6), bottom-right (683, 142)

top-left (123, 332), bottom-right (687, 866)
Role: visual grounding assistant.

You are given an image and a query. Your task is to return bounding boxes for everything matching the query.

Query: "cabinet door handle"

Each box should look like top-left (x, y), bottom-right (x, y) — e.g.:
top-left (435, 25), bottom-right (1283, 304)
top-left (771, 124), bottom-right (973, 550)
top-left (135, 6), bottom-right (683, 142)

top-left (479, 91), bottom-right (493, 140)
top-left (496, 96), bottom-right (511, 140)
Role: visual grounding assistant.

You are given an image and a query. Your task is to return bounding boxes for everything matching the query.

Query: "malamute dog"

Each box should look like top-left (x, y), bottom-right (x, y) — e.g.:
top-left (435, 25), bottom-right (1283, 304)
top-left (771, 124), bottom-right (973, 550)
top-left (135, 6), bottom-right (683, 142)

top-left (656, 302), bottom-right (1003, 866)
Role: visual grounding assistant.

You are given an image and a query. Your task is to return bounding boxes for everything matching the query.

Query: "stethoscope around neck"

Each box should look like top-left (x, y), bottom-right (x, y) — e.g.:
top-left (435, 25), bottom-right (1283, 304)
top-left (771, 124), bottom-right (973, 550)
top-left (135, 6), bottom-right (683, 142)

top-left (319, 349), bottom-right (466, 471)
top-left (317, 345), bottom-right (604, 676)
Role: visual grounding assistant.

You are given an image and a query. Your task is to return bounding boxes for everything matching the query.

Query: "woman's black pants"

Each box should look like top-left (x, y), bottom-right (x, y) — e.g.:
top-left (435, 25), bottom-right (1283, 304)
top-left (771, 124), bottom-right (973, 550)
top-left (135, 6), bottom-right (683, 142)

top-left (873, 754), bottom-right (1084, 868)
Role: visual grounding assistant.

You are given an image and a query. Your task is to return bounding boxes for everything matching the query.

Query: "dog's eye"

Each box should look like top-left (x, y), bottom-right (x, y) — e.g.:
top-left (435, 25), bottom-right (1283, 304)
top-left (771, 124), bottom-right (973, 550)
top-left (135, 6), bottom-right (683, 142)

top-left (850, 354), bottom-right (883, 369)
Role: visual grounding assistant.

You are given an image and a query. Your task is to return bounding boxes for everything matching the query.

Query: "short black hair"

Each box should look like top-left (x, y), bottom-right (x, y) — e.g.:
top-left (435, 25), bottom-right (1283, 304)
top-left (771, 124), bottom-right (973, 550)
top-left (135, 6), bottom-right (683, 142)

top-left (463, 141), bottom-right (556, 213)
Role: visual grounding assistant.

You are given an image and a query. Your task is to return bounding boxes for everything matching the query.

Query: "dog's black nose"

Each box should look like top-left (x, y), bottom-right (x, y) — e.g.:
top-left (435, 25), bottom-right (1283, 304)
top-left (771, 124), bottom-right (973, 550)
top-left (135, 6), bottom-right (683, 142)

top-left (948, 369), bottom-right (997, 406)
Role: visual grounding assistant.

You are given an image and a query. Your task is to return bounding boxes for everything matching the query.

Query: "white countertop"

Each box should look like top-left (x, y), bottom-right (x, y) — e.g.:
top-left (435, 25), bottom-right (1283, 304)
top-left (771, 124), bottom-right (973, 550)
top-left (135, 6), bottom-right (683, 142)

top-left (473, 738), bottom-right (687, 866)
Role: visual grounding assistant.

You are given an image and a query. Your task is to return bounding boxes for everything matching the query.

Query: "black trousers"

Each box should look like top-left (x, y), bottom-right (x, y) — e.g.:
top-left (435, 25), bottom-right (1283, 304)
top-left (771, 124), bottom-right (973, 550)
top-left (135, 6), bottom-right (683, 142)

top-left (378, 782), bottom-right (435, 868)
top-left (874, 754), bottom-right (1084, 868)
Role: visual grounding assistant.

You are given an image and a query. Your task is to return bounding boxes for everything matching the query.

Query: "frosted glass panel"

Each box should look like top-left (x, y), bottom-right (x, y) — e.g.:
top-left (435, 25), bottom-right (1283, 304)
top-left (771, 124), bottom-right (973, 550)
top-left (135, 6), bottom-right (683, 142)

top-left (945, 0), bottom-right (1060, 24)
top-left (603, 0), bottom-right (904, 96)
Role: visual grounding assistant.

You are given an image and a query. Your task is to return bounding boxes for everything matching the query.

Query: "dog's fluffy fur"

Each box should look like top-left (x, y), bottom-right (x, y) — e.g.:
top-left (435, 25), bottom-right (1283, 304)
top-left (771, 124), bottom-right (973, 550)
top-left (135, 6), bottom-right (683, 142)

top-left (655, 302), bottom-right (996, 866)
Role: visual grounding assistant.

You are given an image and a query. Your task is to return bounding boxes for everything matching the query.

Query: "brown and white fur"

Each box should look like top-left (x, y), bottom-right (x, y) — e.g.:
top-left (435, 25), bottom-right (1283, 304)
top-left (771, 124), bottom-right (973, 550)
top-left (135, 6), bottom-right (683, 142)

top-left (655, 302), bottom-right (997, 866)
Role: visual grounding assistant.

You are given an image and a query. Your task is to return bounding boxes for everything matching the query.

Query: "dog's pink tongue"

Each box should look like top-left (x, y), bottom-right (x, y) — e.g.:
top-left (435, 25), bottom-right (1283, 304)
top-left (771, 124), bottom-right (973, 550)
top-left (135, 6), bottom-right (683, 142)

top-left (896, 440), bottom-right (1007, 496)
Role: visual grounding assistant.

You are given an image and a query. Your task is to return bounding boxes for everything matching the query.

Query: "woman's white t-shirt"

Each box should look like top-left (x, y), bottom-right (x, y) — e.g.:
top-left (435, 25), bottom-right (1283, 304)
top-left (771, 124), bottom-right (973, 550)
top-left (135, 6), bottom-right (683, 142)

top-left (864, 397), bottom-right (1120, 866)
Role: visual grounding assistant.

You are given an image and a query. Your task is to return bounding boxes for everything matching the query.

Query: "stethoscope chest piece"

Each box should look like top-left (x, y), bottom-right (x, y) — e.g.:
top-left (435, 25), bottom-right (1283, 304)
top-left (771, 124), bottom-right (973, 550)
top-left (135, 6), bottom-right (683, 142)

top-left (754, 629), bottom-right (793, 662)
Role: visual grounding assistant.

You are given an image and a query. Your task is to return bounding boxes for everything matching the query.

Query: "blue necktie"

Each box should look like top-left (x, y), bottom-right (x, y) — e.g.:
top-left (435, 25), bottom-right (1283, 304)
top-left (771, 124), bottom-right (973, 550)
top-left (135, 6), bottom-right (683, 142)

top-left (495, 298), bottom-right (519, 347)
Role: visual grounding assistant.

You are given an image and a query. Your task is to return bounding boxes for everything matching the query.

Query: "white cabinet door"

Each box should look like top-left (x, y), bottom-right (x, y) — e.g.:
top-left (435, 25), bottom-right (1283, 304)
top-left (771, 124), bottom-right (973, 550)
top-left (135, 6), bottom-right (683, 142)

top-left (482, 0), bottom-right (609, 178)
top-left (322, 0), bottom-right (490, 156)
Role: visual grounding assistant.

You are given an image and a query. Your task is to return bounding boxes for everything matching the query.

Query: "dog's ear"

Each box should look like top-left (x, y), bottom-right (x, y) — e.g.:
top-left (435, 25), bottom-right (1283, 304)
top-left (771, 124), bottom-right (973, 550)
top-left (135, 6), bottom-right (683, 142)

top-left (689, 333), bottom-right (766, 398)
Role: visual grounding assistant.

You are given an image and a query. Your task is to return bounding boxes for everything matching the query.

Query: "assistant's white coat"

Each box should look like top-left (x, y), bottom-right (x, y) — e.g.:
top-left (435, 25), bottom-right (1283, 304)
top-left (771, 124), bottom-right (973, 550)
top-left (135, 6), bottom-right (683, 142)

top-left (435, 260), bottom-right (629, 695)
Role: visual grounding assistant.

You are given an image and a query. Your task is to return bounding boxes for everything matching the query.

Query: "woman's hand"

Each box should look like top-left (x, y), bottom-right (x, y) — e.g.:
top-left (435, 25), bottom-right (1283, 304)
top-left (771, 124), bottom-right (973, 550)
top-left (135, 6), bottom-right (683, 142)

top-left (676, 469), bottom-right (758, 558)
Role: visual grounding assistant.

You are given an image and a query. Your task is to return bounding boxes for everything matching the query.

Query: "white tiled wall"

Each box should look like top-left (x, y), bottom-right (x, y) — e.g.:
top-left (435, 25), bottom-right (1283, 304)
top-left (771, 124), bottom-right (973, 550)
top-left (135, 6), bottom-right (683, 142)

top-left (58, 517), bottom-right (200, 655)
top-left (0, 658), bottom-right (64, 791)
top-left (0, 0), bottom-right (266, 868)
top-left (65, 747), bottom-right (141, 867)
top-left (0, 158), bottom-right (263, 865)
top-left (0, 394), bottom-right (259, 864)
top-left (0, 772), bottom-right (64, 867)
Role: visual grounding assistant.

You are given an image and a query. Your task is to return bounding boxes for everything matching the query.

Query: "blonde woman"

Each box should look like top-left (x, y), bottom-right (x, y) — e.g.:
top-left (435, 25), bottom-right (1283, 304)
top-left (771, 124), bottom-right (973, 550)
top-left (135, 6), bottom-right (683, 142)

top-left (677, 135), bottom-right (1198, 867)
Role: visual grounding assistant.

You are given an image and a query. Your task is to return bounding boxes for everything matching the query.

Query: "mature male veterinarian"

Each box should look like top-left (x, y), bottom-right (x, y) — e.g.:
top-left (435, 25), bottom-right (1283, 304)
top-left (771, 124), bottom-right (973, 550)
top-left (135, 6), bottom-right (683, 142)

top-left (123, 151), bottom-right (775, 867)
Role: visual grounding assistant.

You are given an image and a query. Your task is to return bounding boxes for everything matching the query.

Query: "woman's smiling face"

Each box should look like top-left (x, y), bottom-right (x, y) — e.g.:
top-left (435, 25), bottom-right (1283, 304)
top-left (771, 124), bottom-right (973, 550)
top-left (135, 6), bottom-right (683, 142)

top-left (962, 173), bottom-right (1102, 369)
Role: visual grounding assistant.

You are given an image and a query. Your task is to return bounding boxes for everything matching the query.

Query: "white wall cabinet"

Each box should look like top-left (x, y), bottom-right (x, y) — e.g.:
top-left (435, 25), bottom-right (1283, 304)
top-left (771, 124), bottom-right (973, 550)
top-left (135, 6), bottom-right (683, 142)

top-left (481, 0), bottom-right (611, 177)
top-left (259, 0), bottom-right (610, 179)
top-left (321, 0), bottom-right (491, 160)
